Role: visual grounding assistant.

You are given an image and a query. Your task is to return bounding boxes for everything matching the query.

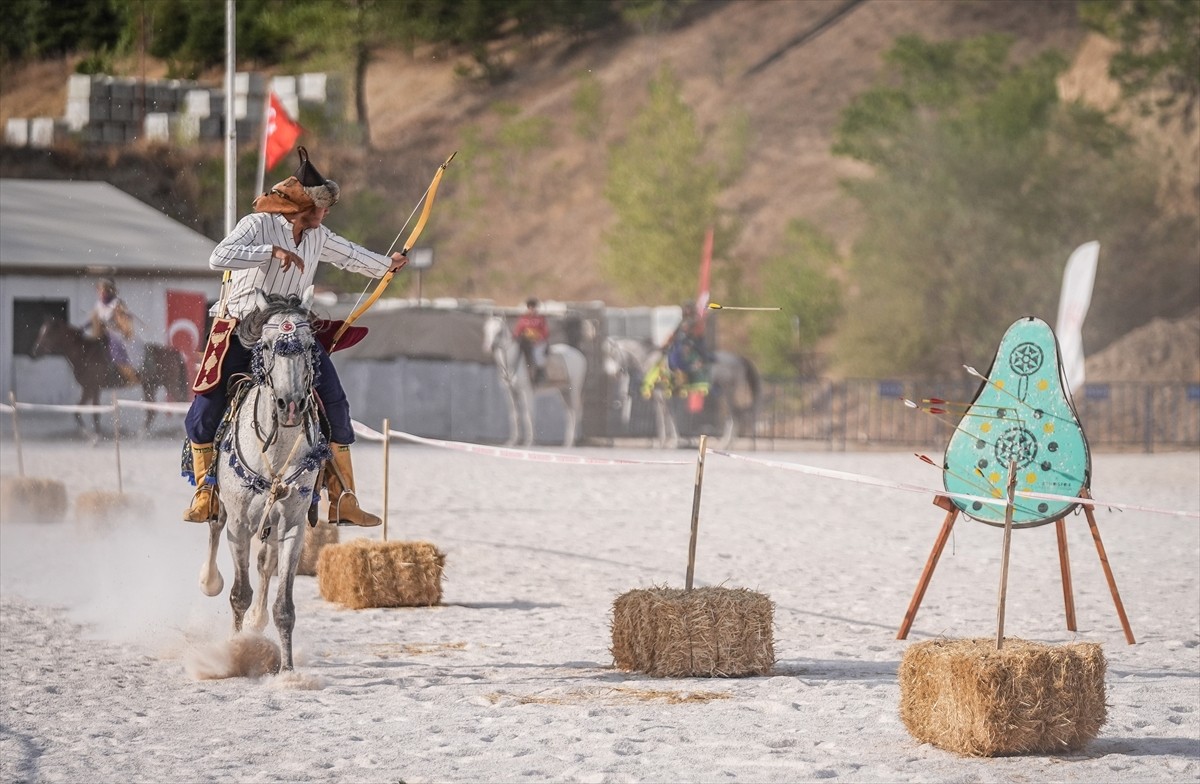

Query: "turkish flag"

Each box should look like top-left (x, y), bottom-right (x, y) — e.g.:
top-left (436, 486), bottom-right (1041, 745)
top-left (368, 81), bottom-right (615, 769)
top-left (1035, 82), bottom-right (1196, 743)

top-left (264, 92), bottom-right (301, 172)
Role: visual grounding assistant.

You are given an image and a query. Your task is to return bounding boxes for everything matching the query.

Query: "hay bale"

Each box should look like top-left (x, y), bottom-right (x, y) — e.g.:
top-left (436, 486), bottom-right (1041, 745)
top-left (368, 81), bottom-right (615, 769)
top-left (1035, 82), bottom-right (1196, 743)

top-left (0, 476), bottom-right (67, 523)
top-left (317, 539), bottom-right (445, 609)
top-left (297, 518), bottom-right (339, 576)
top-left (611, 586), bottom-right (775, 677)
top-left (899, 637), bottom-right (1107, 756)
top-left (73, 490), bottom-right (150, 526)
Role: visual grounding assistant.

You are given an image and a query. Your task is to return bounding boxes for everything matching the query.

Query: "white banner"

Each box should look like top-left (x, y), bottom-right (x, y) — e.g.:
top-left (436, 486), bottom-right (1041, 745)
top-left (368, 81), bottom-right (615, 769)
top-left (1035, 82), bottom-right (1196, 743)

top-left (1055, 241), bottom-right (1100, 394)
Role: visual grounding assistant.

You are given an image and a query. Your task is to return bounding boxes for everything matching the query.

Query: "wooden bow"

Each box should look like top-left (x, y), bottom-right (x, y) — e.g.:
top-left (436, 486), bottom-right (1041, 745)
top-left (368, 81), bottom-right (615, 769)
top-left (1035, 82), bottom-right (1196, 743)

top-left (330, 151), bottom-right (457, 349)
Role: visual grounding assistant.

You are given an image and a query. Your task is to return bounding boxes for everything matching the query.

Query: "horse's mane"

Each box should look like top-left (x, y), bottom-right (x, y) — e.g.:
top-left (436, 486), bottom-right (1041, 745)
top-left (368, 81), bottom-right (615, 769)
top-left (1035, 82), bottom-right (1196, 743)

top-left (235, 293), bottom-right (313, 347)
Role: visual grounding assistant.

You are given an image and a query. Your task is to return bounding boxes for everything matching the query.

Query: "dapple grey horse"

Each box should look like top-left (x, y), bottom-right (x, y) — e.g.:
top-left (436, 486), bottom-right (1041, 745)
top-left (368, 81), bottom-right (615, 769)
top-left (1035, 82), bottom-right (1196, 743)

top-left (199, 288), bottom-right (328, 673)
top-left (483, 315), bottom-right (587, 447)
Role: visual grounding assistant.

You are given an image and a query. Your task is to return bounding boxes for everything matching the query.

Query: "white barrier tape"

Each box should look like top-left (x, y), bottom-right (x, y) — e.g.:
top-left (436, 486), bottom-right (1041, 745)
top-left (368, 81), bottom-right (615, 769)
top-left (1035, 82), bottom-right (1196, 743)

top-left (7, 401), bottom-right (113, 414)
top-left (2, 400), bottom-right (188, 415)
top-left (710, 450), bottom-right (1199, 520)
top-left (352, 420), bottom-right (689, 466)
top-left (115, 400), bottom-right (190, 414)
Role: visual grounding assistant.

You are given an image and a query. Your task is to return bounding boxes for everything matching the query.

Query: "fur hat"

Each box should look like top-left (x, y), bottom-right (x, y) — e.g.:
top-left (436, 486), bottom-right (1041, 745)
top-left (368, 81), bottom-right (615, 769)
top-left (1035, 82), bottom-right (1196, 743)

top-left (252, 147), bottom-right (339, 214)
top-left (292, 146), bottom-right (339, 208)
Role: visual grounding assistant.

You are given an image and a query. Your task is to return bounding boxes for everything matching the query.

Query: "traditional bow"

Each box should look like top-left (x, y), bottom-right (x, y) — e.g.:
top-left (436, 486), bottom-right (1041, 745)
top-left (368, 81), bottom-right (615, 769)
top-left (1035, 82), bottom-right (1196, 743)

top-left (330, 151), bottom-right (457, 349)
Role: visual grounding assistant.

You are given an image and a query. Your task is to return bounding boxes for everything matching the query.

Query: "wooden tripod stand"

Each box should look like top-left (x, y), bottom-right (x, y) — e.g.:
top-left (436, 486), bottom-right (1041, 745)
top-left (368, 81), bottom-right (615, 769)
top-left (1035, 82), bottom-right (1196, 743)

top-left (897, 488), bottom-right (1135, 644)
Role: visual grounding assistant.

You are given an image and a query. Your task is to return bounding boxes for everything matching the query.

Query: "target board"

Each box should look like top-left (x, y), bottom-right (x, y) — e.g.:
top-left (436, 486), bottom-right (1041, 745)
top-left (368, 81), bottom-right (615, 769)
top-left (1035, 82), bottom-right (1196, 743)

top-left (942, 316), bottom-right (1091, 528)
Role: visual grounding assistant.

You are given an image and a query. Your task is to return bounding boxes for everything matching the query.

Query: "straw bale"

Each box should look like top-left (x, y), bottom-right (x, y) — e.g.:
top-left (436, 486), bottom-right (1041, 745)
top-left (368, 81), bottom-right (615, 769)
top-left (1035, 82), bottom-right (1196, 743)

top-left (318, 539), bottom-right (445, 609)
top-left (899, 637), bottom-right (1107, 756)
top-left (73, 490), bottom-right (150, 526)
top-left (0, 476), bottom-right (67, 523)
top-left (611, 586), bottom-right (775, 678)
top-left (297, 518), bottom-right (339, 576)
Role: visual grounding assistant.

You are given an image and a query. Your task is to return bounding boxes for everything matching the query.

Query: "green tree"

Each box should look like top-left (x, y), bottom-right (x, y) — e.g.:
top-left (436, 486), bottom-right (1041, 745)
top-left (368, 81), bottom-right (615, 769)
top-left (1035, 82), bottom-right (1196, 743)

top-left (1079, 0), bottom-right (1200, 110)
top-left (602, 65), bottom-right (727, 304)
top-left (748, 220), bottom-right (841, 377)
top-left (832, 34), bottom-right (1193, 376)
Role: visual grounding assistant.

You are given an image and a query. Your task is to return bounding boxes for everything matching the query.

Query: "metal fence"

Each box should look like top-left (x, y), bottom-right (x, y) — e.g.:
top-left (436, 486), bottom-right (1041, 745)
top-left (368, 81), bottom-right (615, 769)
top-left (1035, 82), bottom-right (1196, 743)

top-left (750, 378), bottom-right (1200, 452)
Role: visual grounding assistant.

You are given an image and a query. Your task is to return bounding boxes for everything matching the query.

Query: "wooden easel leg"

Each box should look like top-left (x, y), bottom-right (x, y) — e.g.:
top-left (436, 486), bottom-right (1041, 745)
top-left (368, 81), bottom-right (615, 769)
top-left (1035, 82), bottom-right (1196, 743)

top-left (1081, 490), bottom-right (1136, 644)
top-left (1055, 518), bottom-right (1077, 632)
top-left (897, 496), bottom-right (959, 640)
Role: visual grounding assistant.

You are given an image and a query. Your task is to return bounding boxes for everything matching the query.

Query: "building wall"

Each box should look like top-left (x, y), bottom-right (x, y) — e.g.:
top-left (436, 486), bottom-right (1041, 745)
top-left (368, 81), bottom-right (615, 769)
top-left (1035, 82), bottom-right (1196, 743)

top-left (2, 273), bottom-right (220, 405)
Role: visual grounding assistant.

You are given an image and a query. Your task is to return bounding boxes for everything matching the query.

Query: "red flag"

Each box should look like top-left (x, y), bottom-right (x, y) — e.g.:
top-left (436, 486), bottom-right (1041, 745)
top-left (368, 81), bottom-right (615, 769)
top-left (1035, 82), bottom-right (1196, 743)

top-left (695, 225), bottom-right (713, 327)
top-left (264, 92), bottom-right (301, 172)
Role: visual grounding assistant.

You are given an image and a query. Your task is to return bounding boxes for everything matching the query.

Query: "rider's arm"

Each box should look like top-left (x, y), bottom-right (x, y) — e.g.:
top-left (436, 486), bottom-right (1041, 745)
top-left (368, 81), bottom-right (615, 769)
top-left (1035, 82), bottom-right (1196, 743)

top-left (209, 213), bottom-right (278, 271)
top-left (318, 228), bottom-right (394, 279)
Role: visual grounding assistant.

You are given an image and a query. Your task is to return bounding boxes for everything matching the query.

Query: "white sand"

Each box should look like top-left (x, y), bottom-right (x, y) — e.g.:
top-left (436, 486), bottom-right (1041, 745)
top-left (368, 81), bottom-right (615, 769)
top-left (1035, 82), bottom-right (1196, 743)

top-left (1, 435), bottom-right (1197, 783)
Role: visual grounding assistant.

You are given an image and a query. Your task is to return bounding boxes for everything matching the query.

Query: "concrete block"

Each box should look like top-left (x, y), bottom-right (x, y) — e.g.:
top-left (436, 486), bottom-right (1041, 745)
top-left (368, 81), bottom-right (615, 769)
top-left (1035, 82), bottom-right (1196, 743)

top-left (235, 71), bottom-right (266, 96)
top-left (4, 118), bottom-right (29, 146)
top-left (27, 117), bottom-right (63, 148)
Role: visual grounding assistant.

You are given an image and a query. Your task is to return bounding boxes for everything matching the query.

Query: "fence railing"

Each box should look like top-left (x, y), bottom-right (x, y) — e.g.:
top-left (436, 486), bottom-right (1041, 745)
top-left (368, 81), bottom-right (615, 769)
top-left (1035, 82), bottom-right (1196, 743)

top-left (749, 378), bottom-right (1200, 452)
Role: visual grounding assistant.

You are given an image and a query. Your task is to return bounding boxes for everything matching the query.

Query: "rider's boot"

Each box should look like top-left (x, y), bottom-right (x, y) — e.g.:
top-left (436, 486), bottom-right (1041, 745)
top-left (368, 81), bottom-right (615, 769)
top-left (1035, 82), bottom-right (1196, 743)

top-left (183, 442), bottom-right (219, 523)
top-left (325, 443), bottom-right (382, 527)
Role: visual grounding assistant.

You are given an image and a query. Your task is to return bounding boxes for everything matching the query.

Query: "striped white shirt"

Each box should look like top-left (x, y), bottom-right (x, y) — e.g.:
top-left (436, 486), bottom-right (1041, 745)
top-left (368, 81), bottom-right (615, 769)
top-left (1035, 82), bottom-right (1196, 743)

top-left (209, 212), bottom-right (393, 318)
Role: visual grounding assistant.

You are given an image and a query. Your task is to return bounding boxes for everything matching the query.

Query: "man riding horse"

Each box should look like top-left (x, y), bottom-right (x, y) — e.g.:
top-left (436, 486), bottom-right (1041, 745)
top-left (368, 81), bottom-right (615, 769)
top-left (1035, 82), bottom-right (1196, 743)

top-left (182, 147), bottom-right (407, 527)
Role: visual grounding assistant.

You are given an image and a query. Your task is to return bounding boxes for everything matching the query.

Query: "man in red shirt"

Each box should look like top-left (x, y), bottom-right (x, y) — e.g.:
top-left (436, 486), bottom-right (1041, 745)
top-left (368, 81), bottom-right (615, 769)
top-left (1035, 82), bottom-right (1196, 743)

top-left (512, 297), bottom-right (550, 383)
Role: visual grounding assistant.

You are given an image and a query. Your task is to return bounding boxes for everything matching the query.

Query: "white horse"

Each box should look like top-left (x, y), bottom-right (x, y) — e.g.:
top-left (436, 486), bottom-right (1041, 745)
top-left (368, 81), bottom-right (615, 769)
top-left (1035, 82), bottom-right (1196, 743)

top-left (199, 288), bottom-right (327, 673)
top-left (603, 336), bottom-right (653, 428)
top-left (639, 347), bottom-right (761, 449)
top-left (483, 315), bottom-right (587, 447)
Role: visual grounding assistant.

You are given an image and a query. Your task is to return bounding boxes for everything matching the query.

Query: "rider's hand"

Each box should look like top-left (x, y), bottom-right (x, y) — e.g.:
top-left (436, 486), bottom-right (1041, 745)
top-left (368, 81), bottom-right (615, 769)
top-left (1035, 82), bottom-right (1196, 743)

top-left (388, 252), bottom-right (408, 274)
top-left (271, 246), bottom-right (305, 272)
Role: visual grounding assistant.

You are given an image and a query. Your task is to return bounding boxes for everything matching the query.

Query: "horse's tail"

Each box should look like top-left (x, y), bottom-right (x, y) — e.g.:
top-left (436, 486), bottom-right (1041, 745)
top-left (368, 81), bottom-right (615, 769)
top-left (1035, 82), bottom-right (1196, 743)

top-left (161, 345), bottom-right (189, 402)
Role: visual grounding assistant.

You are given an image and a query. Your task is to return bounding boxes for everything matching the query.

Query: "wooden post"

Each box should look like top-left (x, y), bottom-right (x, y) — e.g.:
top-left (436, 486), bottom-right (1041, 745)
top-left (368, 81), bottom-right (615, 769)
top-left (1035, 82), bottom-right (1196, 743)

top-left (685, 434), bottom-right (709, 590)
top-left (381, 417), bottom-right (390, 542)
top-left (112, 392), bottom-right (124, 494)
top-left (1055, 517), bottom-right (1077, 631)
top-left (897, 495), bottom-right (959, 640)
top-left (995, 459), bottom-right (1017, 649)
top-left (1081, 488), bottom-right (1136, 644)
top-left (9, 392), bottom-right (24, 477)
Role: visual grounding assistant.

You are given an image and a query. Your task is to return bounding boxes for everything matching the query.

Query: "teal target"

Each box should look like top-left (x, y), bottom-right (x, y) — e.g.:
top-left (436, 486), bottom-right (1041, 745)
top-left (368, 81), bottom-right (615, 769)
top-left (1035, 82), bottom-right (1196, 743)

top-left (942, 317), bottom-right (1091, 528)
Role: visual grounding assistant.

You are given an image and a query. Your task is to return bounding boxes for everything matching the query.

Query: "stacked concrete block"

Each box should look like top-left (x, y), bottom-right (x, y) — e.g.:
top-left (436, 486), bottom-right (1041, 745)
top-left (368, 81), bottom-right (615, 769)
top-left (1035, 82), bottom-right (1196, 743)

top-left (5, 118), bottom-right (29, 146)
top-left (109, 77), bottom-right (137, 122)
top-left (65, 74), bottom-right (112, 130)
top-left (143, 112), bottom-right (176, 143)
top-left (271, 75), bottom-right (301, 119)
top-left (28, 118), bottom-right (66, 148)
top-left (299, 72), bottom-right (340, 104)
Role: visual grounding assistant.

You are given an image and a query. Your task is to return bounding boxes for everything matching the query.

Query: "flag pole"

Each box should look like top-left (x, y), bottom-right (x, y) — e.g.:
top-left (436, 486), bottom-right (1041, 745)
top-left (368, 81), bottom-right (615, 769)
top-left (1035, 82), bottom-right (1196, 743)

top-left (223, 0), bottom-right (236, 236)
top-left (255, 91), bottom-right (270, 197)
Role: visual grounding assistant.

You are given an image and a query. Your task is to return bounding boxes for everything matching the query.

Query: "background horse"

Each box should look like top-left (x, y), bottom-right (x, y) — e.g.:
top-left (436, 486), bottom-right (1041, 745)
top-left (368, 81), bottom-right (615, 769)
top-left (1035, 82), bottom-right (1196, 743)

top-left (31, 317), bottom-right (189, 435)
top-left (483, 315), bottom-right (587, 447)
top-left (603, 336), bottom-right (652, 429)
top-left (199, 288), bottom-right (326, 674)
top-left (639, 347), bottom-right (761, 449)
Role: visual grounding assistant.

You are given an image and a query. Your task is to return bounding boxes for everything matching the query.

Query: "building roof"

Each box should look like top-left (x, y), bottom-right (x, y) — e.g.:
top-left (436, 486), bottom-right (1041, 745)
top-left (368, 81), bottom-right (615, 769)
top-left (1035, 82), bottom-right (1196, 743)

top-left (0, 178), bottom-right (217, 276)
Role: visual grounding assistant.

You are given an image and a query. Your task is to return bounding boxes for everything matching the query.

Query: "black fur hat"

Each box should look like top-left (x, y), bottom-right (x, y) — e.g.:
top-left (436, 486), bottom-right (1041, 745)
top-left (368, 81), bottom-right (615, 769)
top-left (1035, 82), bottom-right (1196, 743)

top-left (293, 146), bottom-right (339, 208)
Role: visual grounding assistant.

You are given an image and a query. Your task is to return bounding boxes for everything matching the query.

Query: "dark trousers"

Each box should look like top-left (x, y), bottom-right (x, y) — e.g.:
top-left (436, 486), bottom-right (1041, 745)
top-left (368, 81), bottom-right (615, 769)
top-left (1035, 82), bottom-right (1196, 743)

top-left (184, 337), bottom-right (354, 445)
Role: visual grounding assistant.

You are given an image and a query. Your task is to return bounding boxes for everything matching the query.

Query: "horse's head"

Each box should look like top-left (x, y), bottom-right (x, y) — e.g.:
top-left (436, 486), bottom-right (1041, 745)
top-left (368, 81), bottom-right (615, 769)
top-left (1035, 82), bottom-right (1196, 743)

top-left (30, 317), bottom-right (70, 358)
top-left (482, 315), bottom-right (508, 355)
top-left (241, 287), bottom-right (319, 427)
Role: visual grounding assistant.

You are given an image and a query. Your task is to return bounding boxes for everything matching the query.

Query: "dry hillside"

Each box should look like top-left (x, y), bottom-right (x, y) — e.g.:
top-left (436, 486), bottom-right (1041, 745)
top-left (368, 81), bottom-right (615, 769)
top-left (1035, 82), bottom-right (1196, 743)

top-left (2, 0), bottom-right (1196, 377)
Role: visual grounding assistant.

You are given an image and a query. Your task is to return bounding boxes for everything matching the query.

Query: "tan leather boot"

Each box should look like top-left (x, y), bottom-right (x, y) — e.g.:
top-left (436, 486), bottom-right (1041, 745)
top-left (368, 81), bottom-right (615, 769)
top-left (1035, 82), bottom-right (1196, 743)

top-left (183, 442), bottom-right (219, 523)
top-left (325, 443), bottom-right (381, 527)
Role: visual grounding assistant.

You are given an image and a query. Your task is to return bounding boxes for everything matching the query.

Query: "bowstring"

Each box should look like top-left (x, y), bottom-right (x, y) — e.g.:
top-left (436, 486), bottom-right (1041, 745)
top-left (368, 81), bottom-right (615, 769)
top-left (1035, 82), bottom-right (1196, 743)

top-left (343, 181), bottom-right (431, 316)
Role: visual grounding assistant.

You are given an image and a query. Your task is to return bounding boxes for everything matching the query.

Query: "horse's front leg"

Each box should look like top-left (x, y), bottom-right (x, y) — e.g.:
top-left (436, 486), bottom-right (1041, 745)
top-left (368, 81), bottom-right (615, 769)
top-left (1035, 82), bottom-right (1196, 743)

top-left (245, 534), bottom-right (277, 633)
top-left (199, 511), bottom-right (226, 596)
top-left (227, 519), bottom-right (254, 634)
top-left (274, 518), bottom-right (304, 672)
top-left (142, 384), bottom-right (155, 434)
